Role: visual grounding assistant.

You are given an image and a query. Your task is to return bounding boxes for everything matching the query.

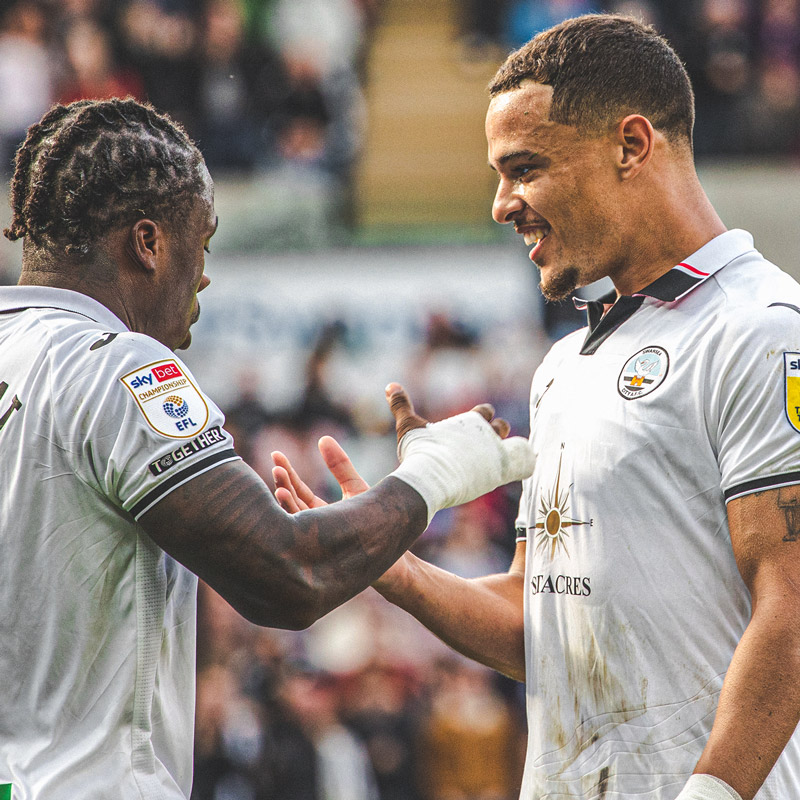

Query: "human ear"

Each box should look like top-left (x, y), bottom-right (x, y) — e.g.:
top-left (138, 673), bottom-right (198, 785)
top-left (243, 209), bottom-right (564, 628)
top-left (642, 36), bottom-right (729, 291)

top-left (616, 115), bottom-right (655, 179)
top-left (126, 219), bottom-right (160, 273)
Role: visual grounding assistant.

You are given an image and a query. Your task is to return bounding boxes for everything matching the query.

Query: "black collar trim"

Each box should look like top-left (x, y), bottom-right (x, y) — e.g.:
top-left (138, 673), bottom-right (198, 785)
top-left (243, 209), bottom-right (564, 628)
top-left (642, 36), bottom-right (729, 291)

top-left (577, 294), bottom-right (645, 355)
top-left (573, 262), bottom-right (714, 355)
top-left (634, 262), bottom-right (709, 302)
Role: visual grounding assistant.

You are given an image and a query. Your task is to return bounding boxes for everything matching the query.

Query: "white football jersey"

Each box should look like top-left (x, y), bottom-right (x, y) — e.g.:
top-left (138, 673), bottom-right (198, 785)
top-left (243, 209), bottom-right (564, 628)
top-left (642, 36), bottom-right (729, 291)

top-left (517, 230), bottom-right (800, 799)
top-left (0, 287), bottom-right (238, 799)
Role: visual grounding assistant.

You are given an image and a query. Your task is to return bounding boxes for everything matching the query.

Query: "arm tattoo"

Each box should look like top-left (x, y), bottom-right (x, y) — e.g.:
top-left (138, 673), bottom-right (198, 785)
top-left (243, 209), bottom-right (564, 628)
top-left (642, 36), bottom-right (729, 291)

top-left (779, 487), bottom-right (800, 542)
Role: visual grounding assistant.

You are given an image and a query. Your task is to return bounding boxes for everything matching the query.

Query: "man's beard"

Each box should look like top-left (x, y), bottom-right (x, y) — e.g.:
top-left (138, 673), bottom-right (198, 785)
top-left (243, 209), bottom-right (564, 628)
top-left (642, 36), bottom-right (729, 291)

top-left (539, 265), bottom-right (580, 302)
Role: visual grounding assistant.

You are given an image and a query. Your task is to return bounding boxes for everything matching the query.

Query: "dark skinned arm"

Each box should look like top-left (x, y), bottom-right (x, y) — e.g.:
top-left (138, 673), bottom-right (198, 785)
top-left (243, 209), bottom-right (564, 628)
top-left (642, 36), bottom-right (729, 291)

top-left (140, 459), bottom-right (426, 630)
top-left (139, 386), bottom-right (525, 630)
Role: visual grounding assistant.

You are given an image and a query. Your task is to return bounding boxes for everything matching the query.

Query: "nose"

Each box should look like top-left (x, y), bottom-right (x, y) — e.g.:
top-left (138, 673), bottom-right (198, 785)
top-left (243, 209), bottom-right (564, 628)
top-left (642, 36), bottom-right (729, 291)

top-left (198, 274), bottom-right (211, 292)
top-left (492, 177), bottom-right (525, 224)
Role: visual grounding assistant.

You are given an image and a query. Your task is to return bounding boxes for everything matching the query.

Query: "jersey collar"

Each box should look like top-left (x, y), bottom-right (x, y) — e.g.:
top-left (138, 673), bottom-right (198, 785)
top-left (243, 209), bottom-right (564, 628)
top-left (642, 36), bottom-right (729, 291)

top-left (631, 228), bottom-right (755, 302)
top-left (0, 286), bottom-right (129, 331)
top-left (575, 229), bottom-right (755, 312)
top-left (574, 229), bottom-right (755, 355)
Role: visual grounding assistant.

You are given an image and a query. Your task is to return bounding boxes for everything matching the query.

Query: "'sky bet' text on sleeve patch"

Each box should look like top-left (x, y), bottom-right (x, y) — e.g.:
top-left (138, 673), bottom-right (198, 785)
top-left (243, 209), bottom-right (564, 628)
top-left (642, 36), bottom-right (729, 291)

top-left (120, 359), bottom-right (210, 439)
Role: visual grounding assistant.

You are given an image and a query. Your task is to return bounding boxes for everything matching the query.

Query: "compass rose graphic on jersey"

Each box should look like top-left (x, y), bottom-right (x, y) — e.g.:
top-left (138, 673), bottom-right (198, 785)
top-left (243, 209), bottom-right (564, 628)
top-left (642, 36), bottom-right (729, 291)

top-left (534, 447), bottom-right (591, 559)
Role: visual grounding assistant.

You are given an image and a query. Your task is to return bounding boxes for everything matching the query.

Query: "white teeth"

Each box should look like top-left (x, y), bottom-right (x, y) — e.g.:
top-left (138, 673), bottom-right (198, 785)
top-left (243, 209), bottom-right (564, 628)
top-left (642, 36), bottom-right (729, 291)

top-left (524, 229), bottom-right (548, 246)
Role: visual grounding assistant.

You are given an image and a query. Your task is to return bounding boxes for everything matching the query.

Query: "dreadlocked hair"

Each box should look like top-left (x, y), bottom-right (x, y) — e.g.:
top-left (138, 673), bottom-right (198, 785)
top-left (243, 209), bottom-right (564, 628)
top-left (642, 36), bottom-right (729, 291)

top-left (4, 97), bottom-right (206, 256)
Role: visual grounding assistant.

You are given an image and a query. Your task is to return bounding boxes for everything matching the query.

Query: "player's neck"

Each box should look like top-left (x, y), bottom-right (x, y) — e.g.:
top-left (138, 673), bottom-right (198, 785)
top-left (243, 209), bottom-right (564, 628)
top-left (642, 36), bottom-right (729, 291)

top-left (18, 244), bottom-right (136, 332)
top-left (611, 181), bottom-right (726, 297)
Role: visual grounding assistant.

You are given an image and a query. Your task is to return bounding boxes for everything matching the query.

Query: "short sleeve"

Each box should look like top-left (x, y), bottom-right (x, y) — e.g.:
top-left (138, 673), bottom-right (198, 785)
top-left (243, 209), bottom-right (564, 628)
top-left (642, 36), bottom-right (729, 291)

top-left (53, 331), bottom-right (240, 520)
top-left (710, 305), bottom-right (800, 502)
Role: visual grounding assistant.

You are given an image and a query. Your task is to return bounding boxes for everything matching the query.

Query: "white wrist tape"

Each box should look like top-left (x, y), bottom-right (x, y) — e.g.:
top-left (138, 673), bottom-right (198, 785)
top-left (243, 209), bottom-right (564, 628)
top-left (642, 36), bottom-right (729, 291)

top-left (389, 410), bottom-right (535, 524)
top-left (675, 775), bottom-right (742, 800)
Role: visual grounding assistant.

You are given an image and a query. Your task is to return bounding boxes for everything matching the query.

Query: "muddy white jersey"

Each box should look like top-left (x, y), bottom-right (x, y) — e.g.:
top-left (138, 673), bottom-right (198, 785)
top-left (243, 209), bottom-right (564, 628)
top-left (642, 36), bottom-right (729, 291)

top-left (0, 287), bottom-right (238, 799)
top-left (516, 230), bottom-right (800, 799)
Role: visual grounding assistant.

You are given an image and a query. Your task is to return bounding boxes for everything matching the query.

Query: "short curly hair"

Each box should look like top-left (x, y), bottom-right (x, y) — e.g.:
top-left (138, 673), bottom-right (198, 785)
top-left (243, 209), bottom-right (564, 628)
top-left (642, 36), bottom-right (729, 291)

top-left (4, 97), bottom-right (206, 256)
top-left (489, 14), bottom-right (694, 146)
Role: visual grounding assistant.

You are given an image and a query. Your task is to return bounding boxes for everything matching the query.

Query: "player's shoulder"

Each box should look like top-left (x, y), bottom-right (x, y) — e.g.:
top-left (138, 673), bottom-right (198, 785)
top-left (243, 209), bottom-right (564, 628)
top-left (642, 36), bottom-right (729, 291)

top-left (708, 254), bottom-right (800, 354)
top-left (54, 328), bottom-right (185, 385)
top-left (538, 325), bottom-right (586, 369)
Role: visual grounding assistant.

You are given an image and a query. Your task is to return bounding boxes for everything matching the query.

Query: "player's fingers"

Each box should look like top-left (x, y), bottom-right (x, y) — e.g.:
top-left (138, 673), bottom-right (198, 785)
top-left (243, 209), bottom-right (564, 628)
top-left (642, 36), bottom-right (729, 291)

top-left (318, 436), bottom-right (370, 498)
top-left (273, 471), bottom-right (306, 513)
top-left (491, 417), bottom-right (511, 439)
top-left (271, 451), bottom-right (317, 508)
top-left (386, 382), bottom-right (429, 442)
top-left (275, 486), bottom-right (303, 513)
top-left (470, 403), bottom-right (495, 423)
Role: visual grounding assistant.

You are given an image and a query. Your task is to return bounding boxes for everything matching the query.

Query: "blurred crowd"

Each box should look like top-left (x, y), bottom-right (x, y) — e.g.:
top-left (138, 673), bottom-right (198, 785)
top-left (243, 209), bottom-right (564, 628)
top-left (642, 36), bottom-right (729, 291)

top-left (0, 0), bottom-right (376, 234)
top-left (195, 308), bottom-right (542, 800)
top-left (463, 0), bottom-right (800, 158)
top-left (2, 0), bottom-right (800, 193)
top-left (192, 314), bottom-right (535, 800)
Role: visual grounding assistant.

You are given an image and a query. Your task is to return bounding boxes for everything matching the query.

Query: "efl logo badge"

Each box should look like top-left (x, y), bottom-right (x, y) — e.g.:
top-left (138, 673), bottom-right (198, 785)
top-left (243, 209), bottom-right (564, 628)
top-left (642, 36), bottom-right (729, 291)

top-left (618, 346), bottom-right (669, 400)
top-left (120, 359), bottom-right (209, 438)
top-left (785, 353), bottom-right (800, 433)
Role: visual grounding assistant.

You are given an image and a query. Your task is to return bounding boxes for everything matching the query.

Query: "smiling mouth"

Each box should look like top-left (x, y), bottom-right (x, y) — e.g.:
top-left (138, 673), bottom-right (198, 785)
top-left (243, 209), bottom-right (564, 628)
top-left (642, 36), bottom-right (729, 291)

top-left (522, 225), bottom-right (550, 247)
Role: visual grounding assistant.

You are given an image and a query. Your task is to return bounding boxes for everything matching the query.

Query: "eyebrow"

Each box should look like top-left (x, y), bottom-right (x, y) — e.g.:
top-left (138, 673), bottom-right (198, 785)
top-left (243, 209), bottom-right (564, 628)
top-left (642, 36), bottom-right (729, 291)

top-left (488, 149), bottom-right (541, 170)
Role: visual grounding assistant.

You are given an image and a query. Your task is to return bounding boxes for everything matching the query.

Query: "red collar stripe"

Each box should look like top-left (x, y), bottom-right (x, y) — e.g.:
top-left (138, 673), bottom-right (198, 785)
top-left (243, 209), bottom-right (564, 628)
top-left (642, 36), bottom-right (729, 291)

top-left (676, 262), bottom-right (710, 277)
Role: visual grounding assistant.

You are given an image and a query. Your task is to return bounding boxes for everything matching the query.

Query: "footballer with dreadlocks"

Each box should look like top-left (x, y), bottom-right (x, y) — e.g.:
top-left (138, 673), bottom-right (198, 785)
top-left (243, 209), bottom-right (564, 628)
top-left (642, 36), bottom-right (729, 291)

top-left (0, 97), bottom-right (533, 799)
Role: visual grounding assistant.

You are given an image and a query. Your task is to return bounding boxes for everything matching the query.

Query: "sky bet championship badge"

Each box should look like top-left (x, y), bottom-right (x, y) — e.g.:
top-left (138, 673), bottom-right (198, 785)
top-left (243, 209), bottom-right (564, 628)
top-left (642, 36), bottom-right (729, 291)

top-left (617, 346), bottom-right (670, 400)
top-left (785, 353), bottom-right (800, 434)
top-left (120, 359), bottom-right (209, 439)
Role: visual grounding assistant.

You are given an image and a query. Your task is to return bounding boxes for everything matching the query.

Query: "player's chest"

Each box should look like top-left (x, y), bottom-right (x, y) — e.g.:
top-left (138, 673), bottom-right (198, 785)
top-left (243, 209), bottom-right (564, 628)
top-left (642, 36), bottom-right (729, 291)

top-left (532, 333), bottom-right (706, 445)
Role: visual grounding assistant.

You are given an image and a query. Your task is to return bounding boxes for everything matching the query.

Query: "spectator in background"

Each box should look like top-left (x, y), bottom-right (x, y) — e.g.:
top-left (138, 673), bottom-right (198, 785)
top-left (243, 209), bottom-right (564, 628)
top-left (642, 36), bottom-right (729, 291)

top-left (224, 369), bottom-right (274, 458)
top-left (0, 0), bottom-right (53, 176)
top-left (759, 0), bottom-right (800, 62)
top-left (58, 16), bottom-right (143, 103)
top-left (426, 499), bottom-right (511, 581)
top-left (268, 0), bottom-right (365, 80)
top-left (273, 72), bottom-right (334, 173)
top-left (419, 659), bottom-right (522, 800)
top-left (458, 0), bottom-right (510, 58)
top-left (117, 0), bottom-right (200, 130)
top-left (739, 0), bottom-right (800, 155)
top-left (192, 663), bottom-right (265, 800)
top-left (292, 319), bottom-right (356, 434)
top-left (195, 0), bottom-right (286, 171)
top-left (53, 0), bottom-right (117, 29)
top-left (280, 669), bottom-right (380, 800)
top-left (503, 0), bottom-right (599, 48)
top-left (682, 0), bottom-right (755, 156)
top-left (343, 663), bottom-right (425, 800)
top-left (735, 55), bottom-right (800, 155)
top-left (267, 0), bottom-right (367, 221)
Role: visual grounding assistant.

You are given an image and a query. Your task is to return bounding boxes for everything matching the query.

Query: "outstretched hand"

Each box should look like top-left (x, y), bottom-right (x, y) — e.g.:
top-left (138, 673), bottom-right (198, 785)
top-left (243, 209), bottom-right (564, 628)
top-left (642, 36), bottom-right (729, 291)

top-left (273, 383), bottom-right (521, 515)
top-left (386, 382), bottom-right (510, 441)
top-left (272, 436), bottom-right (369, 512)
